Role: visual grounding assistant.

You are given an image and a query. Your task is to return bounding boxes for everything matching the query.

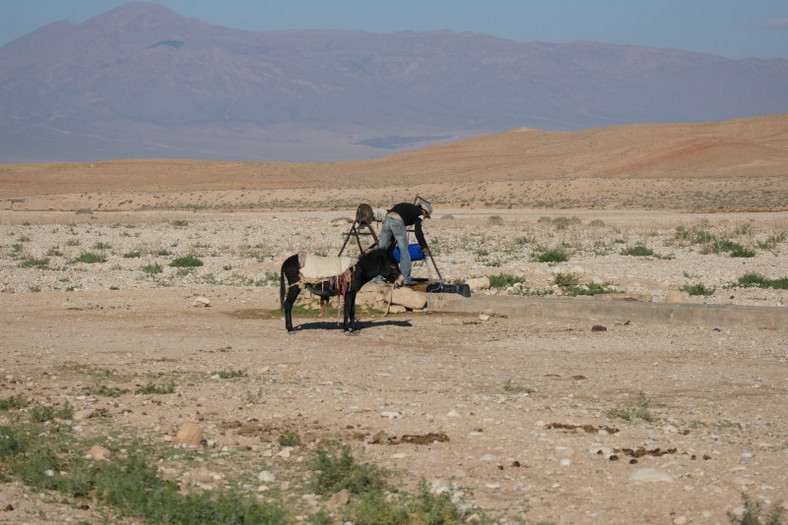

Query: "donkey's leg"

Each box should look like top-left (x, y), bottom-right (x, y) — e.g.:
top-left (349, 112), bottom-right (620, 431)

top-left (343, 291), bottom-right (357, 332)
top-left (284, 286), bottom-right (301, 332)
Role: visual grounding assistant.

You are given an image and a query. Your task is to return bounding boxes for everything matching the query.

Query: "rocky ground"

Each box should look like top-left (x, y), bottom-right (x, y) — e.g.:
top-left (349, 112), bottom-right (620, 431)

top-left (1, 208), bottom-right (786, 524)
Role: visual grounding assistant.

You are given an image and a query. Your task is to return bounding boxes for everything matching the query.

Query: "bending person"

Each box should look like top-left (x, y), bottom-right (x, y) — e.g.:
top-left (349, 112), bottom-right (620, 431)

top-left (377, 201), bottom-right (432, 286)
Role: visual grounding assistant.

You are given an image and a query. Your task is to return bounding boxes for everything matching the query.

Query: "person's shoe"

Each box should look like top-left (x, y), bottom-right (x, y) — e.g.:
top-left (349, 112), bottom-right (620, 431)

top-left (402, 279), bottom-right (416, 286)
top-left (373, 276), bottom-right (384, 284)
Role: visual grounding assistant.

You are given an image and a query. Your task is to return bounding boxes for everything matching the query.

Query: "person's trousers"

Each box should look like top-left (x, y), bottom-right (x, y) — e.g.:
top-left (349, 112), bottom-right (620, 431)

top-left (378, 215), bottom-right (412, 280)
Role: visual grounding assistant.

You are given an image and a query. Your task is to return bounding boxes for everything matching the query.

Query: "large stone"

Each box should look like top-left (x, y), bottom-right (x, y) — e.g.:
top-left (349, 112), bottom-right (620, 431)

top-left (192, 296), bottom-right (211, 307)
top-left (666, 289), bottom-right (686, 303)
top-left (176, 422), bottom-right (203, 445)
top-left (628, 468), bottom-right (674, 483)
top-left (391, 287), bottom-right (427, 310)
top-left (87, 444), bottom-right (111, 461)
top-left (466, 276), bottom-right (490, 291)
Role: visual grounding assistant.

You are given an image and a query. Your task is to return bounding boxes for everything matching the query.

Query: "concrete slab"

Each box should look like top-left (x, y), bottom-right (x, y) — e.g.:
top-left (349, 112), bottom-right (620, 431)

top-left (425, 293), bottom-right (787, 331)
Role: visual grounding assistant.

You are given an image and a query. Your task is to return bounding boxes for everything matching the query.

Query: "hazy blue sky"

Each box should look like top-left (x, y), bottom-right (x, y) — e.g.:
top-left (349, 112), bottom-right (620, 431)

top-left (1, 0), bottom-right (786, 59)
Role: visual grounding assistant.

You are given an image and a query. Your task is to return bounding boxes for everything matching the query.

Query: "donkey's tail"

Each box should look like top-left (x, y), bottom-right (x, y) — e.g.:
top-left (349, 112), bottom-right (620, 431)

top-left (280, 253), bottom-right (299, 311)
top-left (279, 263), bottom-right (286, 311)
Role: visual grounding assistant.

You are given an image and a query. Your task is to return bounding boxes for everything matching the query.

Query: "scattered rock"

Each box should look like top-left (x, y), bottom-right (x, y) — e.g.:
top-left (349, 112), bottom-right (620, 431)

top-left (466, 276), bottom-right (490, 291)
top-left (591, 324), bottom-right (607, 332)
top-left (258, 470), bottom-right (276, 483)
top-left (87, 444), bottom-right (111, 461)
top-left (666, 289), bottom-right (685, 303)
top-left (328, 489), bottom-right (350, 509)
top-left (192, 296), bottom-right (211, 307)
top-left (391, 287), bottom-right (427, 310)
top-left (628, 468), bottom-right (674, 483)
top-left (175, 422), bottom-right (203, 445)
top-left (72, 408), bottom-right (96, 421)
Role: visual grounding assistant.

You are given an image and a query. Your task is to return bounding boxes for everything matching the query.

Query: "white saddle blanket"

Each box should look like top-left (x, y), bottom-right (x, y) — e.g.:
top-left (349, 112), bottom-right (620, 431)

top-left (299, 253), bottom-right (354, 279)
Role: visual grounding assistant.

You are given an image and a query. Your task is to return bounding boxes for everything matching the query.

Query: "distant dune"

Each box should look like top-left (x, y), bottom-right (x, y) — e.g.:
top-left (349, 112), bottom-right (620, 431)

top-left (1, 115), bottom-right (786, 212)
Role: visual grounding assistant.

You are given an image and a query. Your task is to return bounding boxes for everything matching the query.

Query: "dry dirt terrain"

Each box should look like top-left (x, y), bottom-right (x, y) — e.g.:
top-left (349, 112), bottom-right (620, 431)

top-left (1, 116), bottom-right (787, 524)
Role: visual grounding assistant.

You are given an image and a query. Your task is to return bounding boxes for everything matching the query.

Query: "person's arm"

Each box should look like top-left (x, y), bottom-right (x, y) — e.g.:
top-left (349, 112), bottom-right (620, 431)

top-left (414, 219), bottom-right (428, 250)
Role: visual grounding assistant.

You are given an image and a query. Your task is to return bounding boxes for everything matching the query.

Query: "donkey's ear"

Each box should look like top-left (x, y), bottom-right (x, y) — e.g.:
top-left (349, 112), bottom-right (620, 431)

top-left (385, 241), bottom-right (396, 257)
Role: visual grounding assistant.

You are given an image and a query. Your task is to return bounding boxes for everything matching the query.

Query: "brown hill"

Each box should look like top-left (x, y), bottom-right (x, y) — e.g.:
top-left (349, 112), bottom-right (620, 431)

top-left (2, 2), bottom-right (787, 163)
top-left (1, 115), bottom-right (786, 212)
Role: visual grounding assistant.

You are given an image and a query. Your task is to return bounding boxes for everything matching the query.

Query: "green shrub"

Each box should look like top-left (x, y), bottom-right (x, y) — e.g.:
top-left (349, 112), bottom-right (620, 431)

top-left (141, 262), bottom-right (163, 274)
top-left (74, 252), bottom-right (106, 264)
top-left (734, 273), bottom-right (788, 290)
top-left (620, 245), bottom-right (655, 257)
top-left (350, 479), bottom-right (464, 524)
top-left (0, 426), bottom-right (26, 458)
top-left (606, 392), bottom-right (655, 423)
top-left (553, 272), bottom-right (581, 287)
top-left (214, 369), bottom-right (246, 379)
top-left (703, 238), bottom-right (755, 257)
top-left (562, 282), bottom-right (619, 296)
top-left (82, 385), bottom-right (127, 397)
top-left (488, 273), bottom-right (521, 288)
top-left (29, 402), bottom-right (73, 423)
top-left (533, 248), bottom-right (569, 263)
top-left (136, 381), bottom-right (176, 395)
top-left (728, 492), bottom-right (785, 525)
top-left (312, 444), bottom-right (388, 496)
top-left (0, 396), bottom-right (29, 411)
top-left (729, 244), bottom-right (756, 258)
top-left (681, 283), bottom-right (715, 296)
top-left (278, 432), bottom-right (301, 447)
top-left (503, 380), bottom-right (535, 395)
top-left (18, 257), bottom-right (50, 269)
top-left (170, 255), bottom-right (203, 267)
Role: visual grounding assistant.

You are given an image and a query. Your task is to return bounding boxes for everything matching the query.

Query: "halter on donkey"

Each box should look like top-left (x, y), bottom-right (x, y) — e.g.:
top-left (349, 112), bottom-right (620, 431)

top-left (279, 243), bottom-right (402, 332)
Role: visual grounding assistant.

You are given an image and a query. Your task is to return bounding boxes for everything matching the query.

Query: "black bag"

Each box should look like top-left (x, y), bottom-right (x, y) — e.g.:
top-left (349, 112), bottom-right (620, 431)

top-left (426, 282), bottom-right (471, 298)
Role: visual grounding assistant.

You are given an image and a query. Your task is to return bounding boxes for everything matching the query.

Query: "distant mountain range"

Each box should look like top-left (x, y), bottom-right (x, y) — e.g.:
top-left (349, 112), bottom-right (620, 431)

top-left (1, 1), bottom-right (786, 163)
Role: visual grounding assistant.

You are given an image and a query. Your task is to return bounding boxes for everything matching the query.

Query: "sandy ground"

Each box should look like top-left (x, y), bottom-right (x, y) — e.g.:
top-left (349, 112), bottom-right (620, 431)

top-left (1, 208), bottom-right (786, 524)
top-left (1, 116), bottom-right (787, 522)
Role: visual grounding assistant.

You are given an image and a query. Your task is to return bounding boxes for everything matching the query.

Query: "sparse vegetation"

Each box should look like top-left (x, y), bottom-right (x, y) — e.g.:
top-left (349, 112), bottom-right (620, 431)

top-left (136, 381), bottom-right (176, 394)
top-left (681, 282), bottom-right (716, 296)
top-left (553, 271), bottom-right (581, 287)
top-left (503, 379), bottom-right (534, 395)
top-left (82, 384), bottom-right (127, 397)
top-left (169, 254), bottom-right (203, 267)
top-left (728, 493), bottom-right (785, 525)
top-left (278, 432), bottom-right (301, 447)
top-left (0, 396), bottom-right (29, 411)
top-left (213, 369), bottom-right (246, 379)
top-left (488, 273), bottom-right (521, 288)
top-left (18, 256), bottom-right (50, 269)
top-left (532, 247), bottom-right (570, 263)
top-left (561, 282), bottom-right (619, 296)
top-left (74, 252), bottom-right (106, 263)
top-left (141, 262), bottom-right (163, 274)
top-left (620, 244), bottom-right (655, 257)
top-left (606, 392), bottom-right (655, 423)
top-left (29, 402), bottom-right (73, 423)
top-left (732, 273), bottom-right (788, 290)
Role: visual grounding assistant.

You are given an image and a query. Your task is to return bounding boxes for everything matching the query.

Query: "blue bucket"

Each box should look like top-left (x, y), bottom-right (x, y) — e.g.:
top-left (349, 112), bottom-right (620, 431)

top-left (393, 243), bottom-right (425, 262)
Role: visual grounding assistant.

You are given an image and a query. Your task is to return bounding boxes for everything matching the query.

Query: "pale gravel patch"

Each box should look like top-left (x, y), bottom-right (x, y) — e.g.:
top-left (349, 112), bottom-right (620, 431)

top-left (2, 209), bottom-right (786, 307)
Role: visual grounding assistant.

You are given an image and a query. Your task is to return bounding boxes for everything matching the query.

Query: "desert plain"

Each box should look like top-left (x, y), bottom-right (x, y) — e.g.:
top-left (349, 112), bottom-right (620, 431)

top-left (1, 115), bottom-right (787, 524)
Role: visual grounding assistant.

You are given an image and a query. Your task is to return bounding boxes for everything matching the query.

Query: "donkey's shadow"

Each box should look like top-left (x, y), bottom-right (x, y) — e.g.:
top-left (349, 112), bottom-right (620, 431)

top-left (292, 319), bottom-right (412, 332)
